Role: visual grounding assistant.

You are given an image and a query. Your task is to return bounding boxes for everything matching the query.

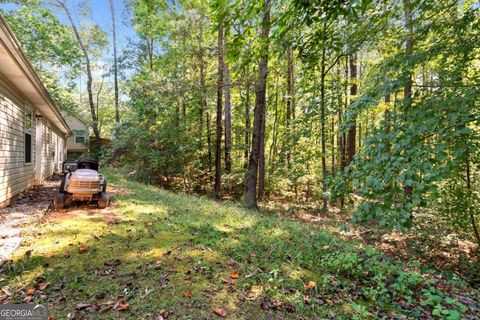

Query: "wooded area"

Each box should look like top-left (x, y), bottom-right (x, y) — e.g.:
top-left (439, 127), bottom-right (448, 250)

top-left (1, 0), bottom-right (479, 317)
top-left (4, 0), bottom-right (480, 265)
top-left (4, 0), bottom-right (480, 255)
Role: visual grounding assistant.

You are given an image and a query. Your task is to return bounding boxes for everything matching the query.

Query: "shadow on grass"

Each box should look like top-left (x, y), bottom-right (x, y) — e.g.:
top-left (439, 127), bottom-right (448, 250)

top-left (1, 169), bottom-right (478, 319)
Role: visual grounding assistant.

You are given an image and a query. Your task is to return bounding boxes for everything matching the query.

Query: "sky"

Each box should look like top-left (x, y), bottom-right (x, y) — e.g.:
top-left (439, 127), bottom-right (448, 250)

top-left (0, 0), bottom-right (140, 102)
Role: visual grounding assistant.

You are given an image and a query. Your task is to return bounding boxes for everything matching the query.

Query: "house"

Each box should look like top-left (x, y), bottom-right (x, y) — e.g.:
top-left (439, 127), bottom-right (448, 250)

top-left (0, 14), bottom-right (71, 207)
top-left (63, 113), bottom-right (89, 159)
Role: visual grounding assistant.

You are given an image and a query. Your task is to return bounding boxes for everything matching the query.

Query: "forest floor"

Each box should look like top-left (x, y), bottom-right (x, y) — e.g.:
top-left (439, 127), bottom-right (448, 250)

top-left (0, 169), bottom-right (478, 319)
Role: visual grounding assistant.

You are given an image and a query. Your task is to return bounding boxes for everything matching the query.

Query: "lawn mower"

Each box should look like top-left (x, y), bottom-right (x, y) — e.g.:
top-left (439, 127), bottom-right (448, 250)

top-left (54, 157), bottom-right (109, 209)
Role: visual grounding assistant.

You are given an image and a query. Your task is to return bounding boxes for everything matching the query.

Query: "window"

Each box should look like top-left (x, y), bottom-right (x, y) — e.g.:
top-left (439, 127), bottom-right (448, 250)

top-left (74, 130), bottom-right (87, 144)
top-left (24, 108), bottom-right (33, 164)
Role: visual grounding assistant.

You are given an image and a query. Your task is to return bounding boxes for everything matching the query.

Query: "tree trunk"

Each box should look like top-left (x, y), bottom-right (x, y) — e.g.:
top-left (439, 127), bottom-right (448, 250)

top-left (466, 155), bottom-right (480, 246)
top-left (286, 46), bottom-right (293, 167)
top-left (214, 23), bottom-right (224, 199)
top-left (331, 116), bottom-right (335, 176)
top-left (320, 45), bottom-right (328, 212)
top-left (244, 82), bottom-right (251, 169)
top-left (206, 110), bottom-right (213, 172)
top-left (403, 0), bottom-right (414, 198)
top-left (346, 54), bottom-right (357, 166)
top-left (224, 62), bottom-right (232, 173)
top-left (198, 23), bottom-right (206, 152)
top-left (258, 105), bottom-right (266, 200)
top-left (57, 1), bottom-right (100, 146)
top-left (109, 0), bottom-right (120, 124)
top-left (245, 0), bottom-right (270, 209)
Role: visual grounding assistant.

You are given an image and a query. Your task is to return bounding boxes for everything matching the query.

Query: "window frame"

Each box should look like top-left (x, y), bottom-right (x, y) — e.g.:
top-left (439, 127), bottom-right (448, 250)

top-left (74, 129), bottom-right (87, 145)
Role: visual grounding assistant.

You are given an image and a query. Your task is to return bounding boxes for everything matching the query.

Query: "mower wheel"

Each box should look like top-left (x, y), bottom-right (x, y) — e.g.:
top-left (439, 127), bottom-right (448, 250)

top-left (54, 192), bottom-right (65, 210)
top-left (98, 192), bottom-right (109, 209)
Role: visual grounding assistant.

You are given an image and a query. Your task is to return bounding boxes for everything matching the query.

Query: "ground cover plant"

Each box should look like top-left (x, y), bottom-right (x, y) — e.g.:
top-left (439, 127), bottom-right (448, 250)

top-left (1, 170), bottom-right (478, 319)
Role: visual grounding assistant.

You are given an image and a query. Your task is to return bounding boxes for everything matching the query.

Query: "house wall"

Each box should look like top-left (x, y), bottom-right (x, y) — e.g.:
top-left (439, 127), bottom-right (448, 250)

top-left (0, 76), bottom-right (66, 207)
top-left (41, 118), bottom-right (65, 178)
top-left (0, 76), bottom-right (36, 206)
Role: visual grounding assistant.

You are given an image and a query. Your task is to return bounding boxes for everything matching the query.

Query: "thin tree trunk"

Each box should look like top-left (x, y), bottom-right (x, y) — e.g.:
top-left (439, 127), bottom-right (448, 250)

top-left (214, 23), bottom-right (224, 198)
top-left (269, 75), bottom-right (280, 173)
top-left (320, 45), bottom-right (328, 212)
top-left (466, 155), bottom-right (480, 246)
top-left (206, 110), bottom-right (213, 172)
top-left (403, 0), bottom-right (414, 198)
top-left (57, 1), bottom-right (100, 146)
top-left (224, 62), bottom-right (232, 173)
top-left (258, 105), bottom-right (266, 200)
top-left (109, 0), bottom-right (120, 124)
top-left (244, 82), bottom-right (251, 169)
top-left (346, 54), bottom-right (357, 166)
top-left (286, 46), bottom-right (293, 167)
top-left (199, 23), bottom-right (206, 152)
top-left (331, 116), bottom-right (335, 176)
top-left (245, 0), bottom-right (270, 209)
top-left (147, 38), bottom-right (154, 70)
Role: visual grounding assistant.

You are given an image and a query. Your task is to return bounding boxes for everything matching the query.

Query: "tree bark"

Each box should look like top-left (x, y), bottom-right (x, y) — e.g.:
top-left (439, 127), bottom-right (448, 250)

top-left (245, 0), bottom-right (270, 209)
top-left (224, 62), bottom-right (232, 173)
top-left (214, 23), bottom-right (224, 199)
top-left (346, 54), bottom-right (357, 166)
top-left (109, 0), bottom-right (120, 124)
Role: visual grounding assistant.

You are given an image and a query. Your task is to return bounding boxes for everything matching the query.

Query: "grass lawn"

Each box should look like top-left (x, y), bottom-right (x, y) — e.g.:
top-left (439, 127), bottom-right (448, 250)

top-left (1, 169), bottom-right (478, 319)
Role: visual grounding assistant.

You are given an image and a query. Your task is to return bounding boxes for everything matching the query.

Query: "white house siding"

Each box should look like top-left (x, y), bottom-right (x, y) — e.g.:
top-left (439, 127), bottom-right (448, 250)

top-left (0, 78), bottom-right (36, 206)
top-left (41, 119), bottom-right (65, 179)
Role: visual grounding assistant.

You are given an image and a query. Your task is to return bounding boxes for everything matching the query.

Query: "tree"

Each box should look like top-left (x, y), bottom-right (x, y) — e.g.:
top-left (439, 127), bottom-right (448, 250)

top-left (109, 0), bottom-right (120, 124)
top-left (53, 0), bottom-right (105, 148)
top-left (224, 62), bottom-right (232, 173)
top-left (245, 0), bottom-right (271, 209)
top-left (214, 22), bottom-right (224, 198)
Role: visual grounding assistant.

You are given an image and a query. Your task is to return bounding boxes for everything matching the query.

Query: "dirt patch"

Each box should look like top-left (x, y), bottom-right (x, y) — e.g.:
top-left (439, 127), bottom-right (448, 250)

top-left (0, 179), bottom-right (59, 266)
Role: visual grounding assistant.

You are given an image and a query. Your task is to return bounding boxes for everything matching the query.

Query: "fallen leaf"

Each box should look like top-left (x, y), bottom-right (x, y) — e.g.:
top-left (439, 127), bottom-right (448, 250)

top-left (114, 302), bottom-right (129, 311)
top-left (304, 281), bottom-right (316, 290)
top-left (25, 250), bottom-right (32, 257)
top-left (75, 303), bottom-right (92, 310)
top-left (48, 316), bottom-right (56, 320)
top-left (26, 288), bottom-right (36, 296)
top-left (155, 260), bottom-right (162, 269)
top-left (67, 313), bottom-right (75, 320)
top-left (183, 290), bottom-right (192, 298)
top-left (63, 252), bottom-right (71, 258)
top-left (79, 246), bottom-right (88, 254)
top-left (23, 296), bottom-right (33, 303)
top-left (230, 271), bottom-right (239, 279)
top-left (158, 309), bottom-right (168, 319)
top-left (326, 299), bottom-right (334, 306)
top-left (2, 287), bottom-right (13, 296)
top-left (52, 296), bottom-right (66, 305)
top-left (212, 307), bottom-right (227, 318)
top-left (38, 282), bottom-right (50, 291)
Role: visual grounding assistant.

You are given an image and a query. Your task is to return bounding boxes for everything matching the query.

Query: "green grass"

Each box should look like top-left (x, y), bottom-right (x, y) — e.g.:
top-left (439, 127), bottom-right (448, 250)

top-left (1, 169), bottom-right (478, 319)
